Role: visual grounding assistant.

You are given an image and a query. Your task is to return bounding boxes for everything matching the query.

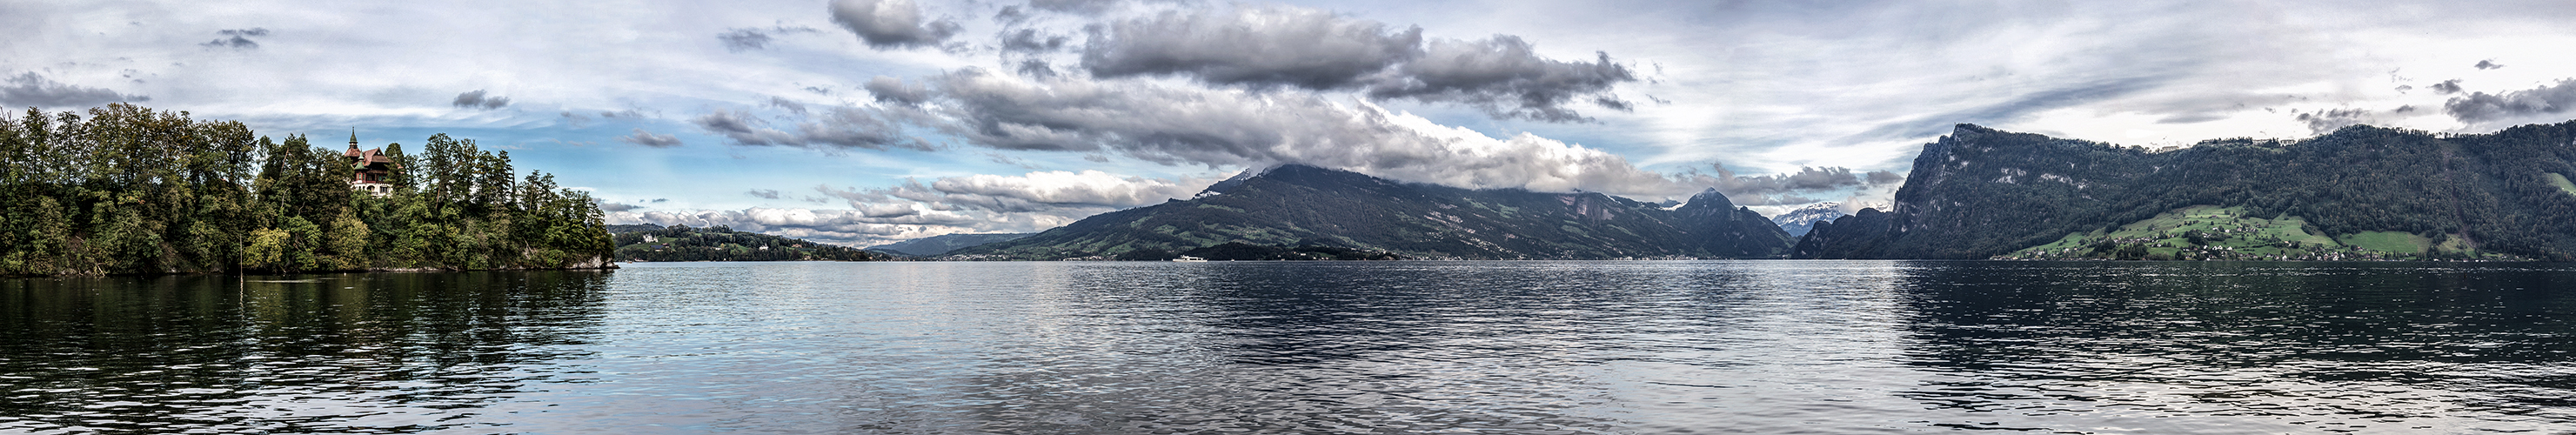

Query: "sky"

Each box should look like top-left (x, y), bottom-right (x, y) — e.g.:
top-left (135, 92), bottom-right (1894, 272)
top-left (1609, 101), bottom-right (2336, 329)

top-left (7, 0), bottom-right (2576, 246)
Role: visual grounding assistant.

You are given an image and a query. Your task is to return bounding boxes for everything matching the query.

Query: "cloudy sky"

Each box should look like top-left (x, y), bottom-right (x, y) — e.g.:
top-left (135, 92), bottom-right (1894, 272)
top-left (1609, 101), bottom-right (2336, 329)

top-left (8, 1), bottom-right (2575, 245)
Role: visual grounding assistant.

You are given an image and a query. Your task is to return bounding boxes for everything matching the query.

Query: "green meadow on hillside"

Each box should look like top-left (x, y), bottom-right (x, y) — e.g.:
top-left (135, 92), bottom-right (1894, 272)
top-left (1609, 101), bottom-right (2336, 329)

top-left (1998, 205), bottom-right (2519, 261)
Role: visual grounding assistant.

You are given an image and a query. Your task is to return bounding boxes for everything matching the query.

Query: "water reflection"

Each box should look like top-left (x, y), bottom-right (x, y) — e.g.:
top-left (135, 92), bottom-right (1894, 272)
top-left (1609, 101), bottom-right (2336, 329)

top-left (0, 271), bottom-right (610, 433)
top-left (6, 261), bottom-right (2576, 434)
top-left (1892, 261), bottom-right (2576, 432)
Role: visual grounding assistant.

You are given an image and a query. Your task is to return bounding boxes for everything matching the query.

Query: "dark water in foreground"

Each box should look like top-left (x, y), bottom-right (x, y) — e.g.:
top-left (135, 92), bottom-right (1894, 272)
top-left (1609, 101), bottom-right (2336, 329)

top-left (3, 261), bottom-right (2574, 434)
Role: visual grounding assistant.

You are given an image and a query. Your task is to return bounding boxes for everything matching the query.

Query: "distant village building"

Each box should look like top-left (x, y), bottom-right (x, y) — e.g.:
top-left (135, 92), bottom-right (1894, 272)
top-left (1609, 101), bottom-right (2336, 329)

top-left (343, 131), bottom-right (397, 197)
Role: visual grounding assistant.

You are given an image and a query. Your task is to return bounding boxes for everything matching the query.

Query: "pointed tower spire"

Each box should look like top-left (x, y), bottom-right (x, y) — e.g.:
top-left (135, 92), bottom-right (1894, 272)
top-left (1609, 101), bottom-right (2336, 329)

top-left (350, 128), bottom-right (359, 146)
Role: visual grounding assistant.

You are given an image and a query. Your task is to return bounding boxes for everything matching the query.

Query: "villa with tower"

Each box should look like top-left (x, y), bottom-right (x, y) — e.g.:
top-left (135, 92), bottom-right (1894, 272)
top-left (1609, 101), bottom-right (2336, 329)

top-left (343, 131), bottom-right (397, 197)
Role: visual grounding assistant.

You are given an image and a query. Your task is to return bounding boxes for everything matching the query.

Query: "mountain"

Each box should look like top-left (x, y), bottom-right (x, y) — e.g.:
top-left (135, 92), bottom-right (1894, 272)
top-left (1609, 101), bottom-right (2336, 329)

top-left (612, 224), bottom-right (882, 262)
top-left (948, 164), bottom-right (1794, 260)
top-left (1769, 202), bottom-right (1848, 237)
top-left (1796, 122), bottom-right (2576, 261)
top-left (869, 233), bottom-right (1034, 257)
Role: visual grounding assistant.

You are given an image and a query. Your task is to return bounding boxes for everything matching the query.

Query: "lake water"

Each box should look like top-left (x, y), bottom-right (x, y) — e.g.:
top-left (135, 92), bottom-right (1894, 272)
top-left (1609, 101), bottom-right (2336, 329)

top-left (3, 261), bottom-right (2573, 434)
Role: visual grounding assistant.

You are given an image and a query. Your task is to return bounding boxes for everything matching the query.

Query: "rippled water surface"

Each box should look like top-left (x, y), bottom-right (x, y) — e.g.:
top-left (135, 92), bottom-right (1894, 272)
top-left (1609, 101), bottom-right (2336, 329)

top-left (5, 261), bottom-right (2575, 433)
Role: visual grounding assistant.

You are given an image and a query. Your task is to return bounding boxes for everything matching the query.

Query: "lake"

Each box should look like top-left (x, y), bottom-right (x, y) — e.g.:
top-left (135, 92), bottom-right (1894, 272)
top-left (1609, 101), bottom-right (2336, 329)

top-left (3, 261), bottom-right (2573, 433)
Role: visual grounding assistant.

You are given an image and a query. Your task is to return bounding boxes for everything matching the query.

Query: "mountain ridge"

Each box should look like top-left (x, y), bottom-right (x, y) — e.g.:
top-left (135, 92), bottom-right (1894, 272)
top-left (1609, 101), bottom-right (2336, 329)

top-left (949, 164), bottom-right (1793, 260)
top-left (1796, 122), bottom-right (2576, 261)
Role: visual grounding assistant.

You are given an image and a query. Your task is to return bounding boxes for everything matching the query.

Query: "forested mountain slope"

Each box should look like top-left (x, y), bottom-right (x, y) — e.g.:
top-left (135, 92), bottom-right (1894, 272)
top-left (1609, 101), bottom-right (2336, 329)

top-left (1796, 122), bottom-right (2576, 260)
top-left (868, 232), bottom-right (1031, 257)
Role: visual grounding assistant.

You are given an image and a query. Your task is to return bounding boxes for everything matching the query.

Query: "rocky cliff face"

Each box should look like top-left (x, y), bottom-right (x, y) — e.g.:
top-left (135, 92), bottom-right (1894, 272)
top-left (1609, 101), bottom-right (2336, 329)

top-left (1796, 122), bottom-right (2576, 260)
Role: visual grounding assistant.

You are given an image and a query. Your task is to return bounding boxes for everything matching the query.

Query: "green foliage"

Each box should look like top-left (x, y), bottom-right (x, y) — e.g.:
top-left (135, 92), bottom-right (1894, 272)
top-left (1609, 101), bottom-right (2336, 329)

top-left (611, 224), bottom-right (880, 262)
top-left (1799, 123), bottom-right (2576, 261)
top-left (0, 104), bottom-right (615, 276)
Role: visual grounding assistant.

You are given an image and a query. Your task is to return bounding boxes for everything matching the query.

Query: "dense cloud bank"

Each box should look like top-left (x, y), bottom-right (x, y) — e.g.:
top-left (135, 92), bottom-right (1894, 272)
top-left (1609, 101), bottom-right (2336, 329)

top-left (1076, 5), bottom-right (1634, 122)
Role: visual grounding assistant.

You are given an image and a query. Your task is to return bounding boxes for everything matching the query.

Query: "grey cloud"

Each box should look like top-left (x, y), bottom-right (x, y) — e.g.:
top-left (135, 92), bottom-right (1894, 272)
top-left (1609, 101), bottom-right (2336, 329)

top-left (864, 76), bottom-right (931, 105)
top-left (718, 29), bottom-right (773, 51)
top-left (1370, 37), bottom-right (1635, 122)
top-left (693, 107), bottom-right (933, 151)
top-left (748, 189), bottom-right (783, 199)
top-left (1865, 170), bottom-right (1904, 184)
top-left (597, 201), bottom-right (644, 212)
top-left (2444, 78), bottom-right (2576, 124)
top-left (452, 90), bottom-right (509, 110)
top-left (1077, 5), bottom-right (1633, 122)
top-left (801, 107), bottom-right (934, 150)
top-left (694, 109), bottom-right (798, 145)
top-left (652, 198), bottom-right (668, 203)
top-left (769, 96), bottom-right (807, 114)
top-left (1082, 6), bottom-right (1424, 90)
top-left (201, 28), bottom-right (267, 50)
top-left (201, 36), bottom-right (257, 50)
top-left (1594, 96), bottom-right (1633, 111)
top-left (1000, 29), bottom-right (1068, 53)
top-left (2431, 79), bottom-right (2463, 94)
top-left (2476, 59), bottom-right (2505, 70)
top-left (1029, 0), bottom-right (1123, 14)
top-left (2294, 108), bottom-right (2374, 134)
top-left (0, 72), bottom-right (149, 107)
top-left (828, 0), bottom-right (960, 50)
top-left (719, 25), bottom-right (820, 52)
top-left (615, 128), bottom-right (683, 148)
top-left (1014, 59), bottom-right (1056, 78)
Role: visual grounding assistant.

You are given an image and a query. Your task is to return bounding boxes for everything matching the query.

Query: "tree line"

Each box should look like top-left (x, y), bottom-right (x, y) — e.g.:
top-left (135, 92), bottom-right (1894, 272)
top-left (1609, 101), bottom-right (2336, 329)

top-left (0, 104), bottom-right (614, 276)
top-left (610, 224), bottom-right (880, 262)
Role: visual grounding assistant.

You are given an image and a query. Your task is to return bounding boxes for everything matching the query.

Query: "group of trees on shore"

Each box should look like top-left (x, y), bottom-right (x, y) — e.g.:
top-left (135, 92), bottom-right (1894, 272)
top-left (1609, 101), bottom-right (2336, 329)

top-left (0, 104), bottom-right (613, 276)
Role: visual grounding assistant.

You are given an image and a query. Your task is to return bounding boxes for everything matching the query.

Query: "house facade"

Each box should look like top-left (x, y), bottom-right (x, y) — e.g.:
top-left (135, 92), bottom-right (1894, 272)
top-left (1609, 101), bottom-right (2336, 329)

top-left (344, 132), bottom-right (396, 197)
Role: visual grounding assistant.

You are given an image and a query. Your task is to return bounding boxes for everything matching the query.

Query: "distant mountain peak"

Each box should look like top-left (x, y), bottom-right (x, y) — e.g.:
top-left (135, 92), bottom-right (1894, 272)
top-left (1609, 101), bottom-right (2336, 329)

top-left (1769, 202), bottom-right (1847, 237)
top-left (952, 164), bottom-right (1795, 260)
top-left (1195, 164), bottom-right (1295, 198)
